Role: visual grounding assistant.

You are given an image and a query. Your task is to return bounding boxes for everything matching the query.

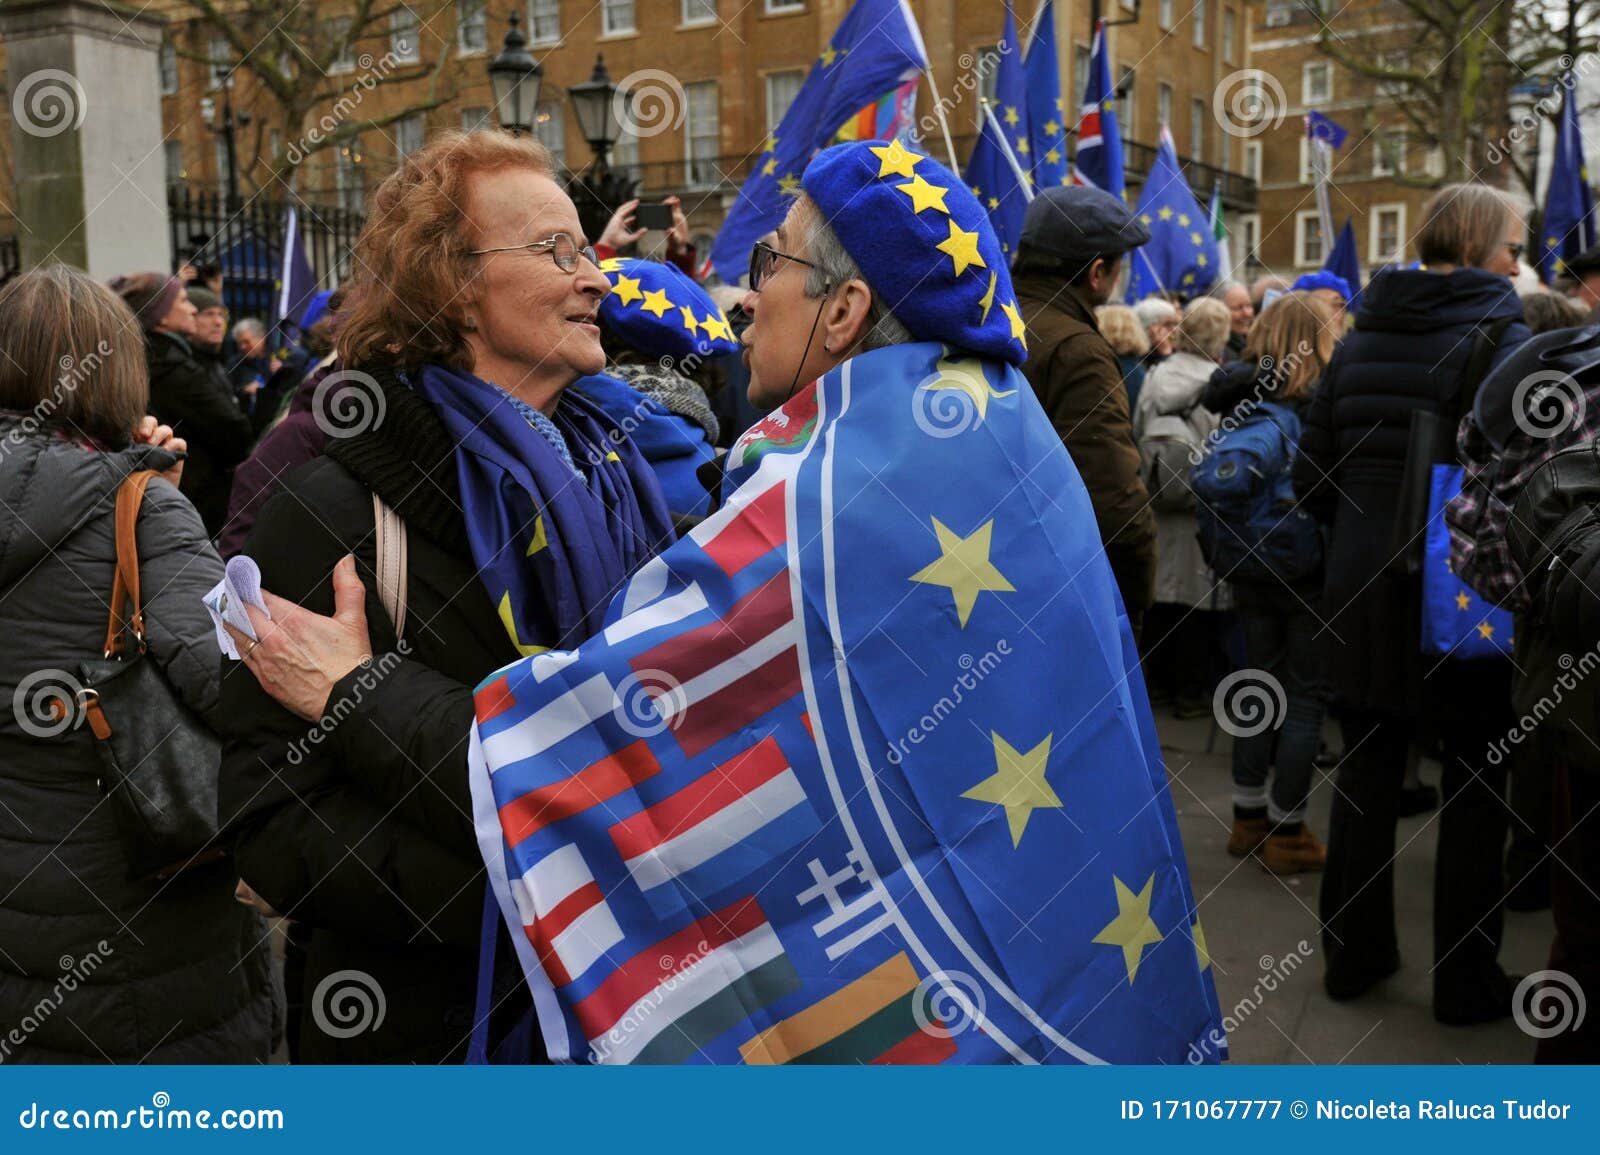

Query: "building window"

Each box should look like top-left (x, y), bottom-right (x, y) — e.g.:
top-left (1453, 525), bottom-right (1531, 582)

top-left (208, 36), bottom-right (231, 89)
top-left (1117, 65), bottom-right (1135, 137)
top-left (534, 105), bottom-right (566, 168)
top-left (164, 139), bottom-right (185, 187)
top-left (602, 0), bottom-right (636, 34)
top-left (1192, 0), bottom-right (1207, 49)
top-left (1237, 213), bottom-right (1260, 267)
top-left (613, 126), bottom-right (640, 171)
top-left (1296, 211), bottom-right (1324, 266)
top-left (1157, 82), bottom-right (1173, 131)
top-left (458, 1), bottom-right (489, 54)
top-left (159, 39), bottom-right (179, 95)
top-left (329, 17), bottom-right (356, 75)
top-left (1426, 145), bottom-right (1446, 178)
top-left (1222, 9), bottom-right (1236, 63)
top-left (976, 44), bottom-right (1001, 105)
top-left (391, 9), bottom-right (421, 63)
top-left (765, 0), bottom-right (806, 12)
top-left (1370, 204), bottom-right (1405, 264)
top-left (1299, 136), bottom-right (1313, 184)
top-left (1158, 0), bottom-right (1174, 29)
top-left (336, 140), bottom-right (365, 212)
top-left (395, 113), bottom-right (425, 157)
top-left (1303, 61), bottom-right (1333, 105)
top-left (1073, 46), bottom-right (1090, 103)
top-left (1243, 141), bottom-right (1261, 182)
top-left (683, 0), bottom-right (717, 24)
top-left (1377, 50), bottom-right (1408, 99)
top-left (766, 70), bottom-right (804, 134)
top-left (1372, 126), bottom-right (1406, 176)
top-left (461, 105), bottom-right (490, 132)
top-left (1190, 98), bottom-right (1205, 161)
top-left (686, 81), bottom-right (720, 186)
top-left (529, 0), bottom-right (561, 45)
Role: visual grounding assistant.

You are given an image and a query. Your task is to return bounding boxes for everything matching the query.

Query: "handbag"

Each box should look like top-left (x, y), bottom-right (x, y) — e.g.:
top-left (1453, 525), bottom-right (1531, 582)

top-left (1420, 462), bottom-right (1514, 658)
top-left (76, 470), bottom-right (225, 882)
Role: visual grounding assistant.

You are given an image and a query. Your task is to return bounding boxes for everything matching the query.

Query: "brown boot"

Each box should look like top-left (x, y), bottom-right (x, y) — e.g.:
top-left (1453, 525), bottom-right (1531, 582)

top-left (1227, 816), bottom-right (1270, 858)
top-left (1262, 827), bottom-right (1327, 874)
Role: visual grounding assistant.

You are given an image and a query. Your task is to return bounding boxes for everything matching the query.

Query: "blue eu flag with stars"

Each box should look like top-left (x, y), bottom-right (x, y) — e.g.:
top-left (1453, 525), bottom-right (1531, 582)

top-left (1540, 80), bottom-right (1596, 284)
top-left (963, 105), bottom-right (1031, 257)
top-left (993, 3), bottom-right (1032, 176)
top-left (1125, 129), bottom-right (1221, 301)
top-left (1024, 0), bottom-right (1069, 189)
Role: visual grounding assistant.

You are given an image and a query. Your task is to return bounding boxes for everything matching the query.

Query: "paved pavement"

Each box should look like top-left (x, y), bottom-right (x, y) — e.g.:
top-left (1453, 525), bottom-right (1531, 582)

top-left (1161, 706), bottom-right (1554, 1064)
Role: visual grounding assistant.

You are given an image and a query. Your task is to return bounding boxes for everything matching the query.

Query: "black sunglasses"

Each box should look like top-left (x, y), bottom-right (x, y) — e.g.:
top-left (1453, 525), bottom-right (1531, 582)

top-left (748, 241), bottom-right (830, 293)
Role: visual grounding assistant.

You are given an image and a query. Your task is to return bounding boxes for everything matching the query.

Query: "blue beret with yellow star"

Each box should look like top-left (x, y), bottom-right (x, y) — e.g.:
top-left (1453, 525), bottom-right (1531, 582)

top-left (800, 140), bottom-right (1027, 365)
top-left (597, 257), bottom-right (739, 361)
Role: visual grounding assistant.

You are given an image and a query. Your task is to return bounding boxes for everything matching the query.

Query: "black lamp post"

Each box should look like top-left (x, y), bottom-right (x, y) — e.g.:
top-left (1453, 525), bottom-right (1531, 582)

top-left (201, 82), bottom-right (250, 208)
top-left (488, 10), bottom-right (542, 136)
top-left (566, 54), bottom-right (639, 246)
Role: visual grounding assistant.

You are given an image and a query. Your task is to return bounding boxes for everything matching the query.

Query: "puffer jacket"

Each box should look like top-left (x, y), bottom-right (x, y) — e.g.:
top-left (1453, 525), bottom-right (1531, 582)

top-left (1291, 266), bottom-right (1529, 714)
top-left (0, 416), bottom-right (279, 1063)
top-left (1135, 351), bottom-right (1224, 609)
top-left (144, 330), bottom-right (254, 538)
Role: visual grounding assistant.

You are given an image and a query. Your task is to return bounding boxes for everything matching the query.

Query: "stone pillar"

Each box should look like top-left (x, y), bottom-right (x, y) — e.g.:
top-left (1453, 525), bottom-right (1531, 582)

top-left (0, 0), bottom-right (169, 278)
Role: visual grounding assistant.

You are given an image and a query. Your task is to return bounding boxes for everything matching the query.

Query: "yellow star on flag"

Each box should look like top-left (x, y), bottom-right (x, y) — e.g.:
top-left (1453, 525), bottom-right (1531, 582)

top-left (1181, 272), bottom-right (1196, 285)
top-left (1197, 254), bottom-right (1208, 267)
top-left (1045, 147), bottom-right (1061, 165)
top-left (1000, 299), bottom-right (1027, 349)
top-left (1093, 874), bottom-right (1164, 984)
top-left (679, 306), bottom-right (701, 335)
top-left (640, 287), bottom-right (673, 317)
top-left (610, 275), bottom-right (643, 306)
top-left (598, 257), bottom-right (626, 272)
top-left (1193, 921), bottom-right (1210, 971)
top-left (761, 156), bottom-right (778, 176)
top-left (1044, 119), bottom-right (1061, 137)
top-left (497, 592), bottom-right (550, 658)
top-left (1003, 105), bottom-right (1020, 127)
top-left (961, 731), bottom-right (1062, 848)
top-left (869, 139), bottom-right (923, 179)
top-left (1548, 235), bottom-right (1560, 249)
top-left (777, 172), bottom-right (802, 196)
top-left (1477, 621), bottom-right (1495, 640)
top-left (820, 46), bottom-right (837, 67)
top-left (1158, 206), bottom-right (1174, 221)
top-left (1140, 213), bottom-right (1153, 225)
top-left (1189, 231), bottom-right (1203, 245)
top-left (894, 172), bottom-right (951, 215)
top-left (935, 220), bottom-right (986, 277)
top-left (987, 196), bottom-right (1000, 209)
top-left (525, 514), bottom-right (547, 556)
top-left (908, 516), bottom-right (1015, 626)
top-left (978, 271), bottom-right (998, 323)
top-left (1015, 137), bottom-right (1030, 156)
top-left (1177, 213), bottom-right (1191, 227)
top-left (1455, 591), bottom-right (1471, 611)
top-left (700, 312), bottom-right (734, 342)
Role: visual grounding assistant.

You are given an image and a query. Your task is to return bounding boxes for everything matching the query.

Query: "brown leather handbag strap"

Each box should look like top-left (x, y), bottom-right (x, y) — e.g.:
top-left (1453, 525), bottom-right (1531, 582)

top-left (104, 470), bottom-right (157, 658)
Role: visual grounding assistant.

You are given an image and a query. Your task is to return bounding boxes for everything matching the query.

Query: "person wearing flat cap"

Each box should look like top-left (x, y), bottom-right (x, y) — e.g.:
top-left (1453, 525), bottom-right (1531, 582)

top-left (1012, 186), bottom-right (1157, 631)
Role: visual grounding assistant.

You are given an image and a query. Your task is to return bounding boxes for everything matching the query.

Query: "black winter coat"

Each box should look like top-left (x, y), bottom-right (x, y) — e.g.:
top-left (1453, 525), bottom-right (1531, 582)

top-left (216, 366), bottom-right (543, 1064)
top-left (145, 331), bottom-right (254, 538)
top-left (0, 419), bottom-right (279, 1063)
top-left (1291, 268), bottom-right (1529, 714)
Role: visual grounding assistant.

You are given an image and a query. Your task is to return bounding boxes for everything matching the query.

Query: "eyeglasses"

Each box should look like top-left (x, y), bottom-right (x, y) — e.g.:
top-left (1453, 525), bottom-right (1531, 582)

top-left (1506, 242), bottom-right (1525, 262)
top-left (468, 232), bottom-right (599, 273)
top-left (748, 241), bottom-right (829, 293)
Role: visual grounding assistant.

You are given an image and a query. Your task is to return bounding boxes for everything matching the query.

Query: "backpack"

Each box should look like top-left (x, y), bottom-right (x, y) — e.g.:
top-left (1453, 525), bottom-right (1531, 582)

top-left (1138, 410), bottom-right (1206, 512)
top-left (1190, 402), bottom-right (1324, 584)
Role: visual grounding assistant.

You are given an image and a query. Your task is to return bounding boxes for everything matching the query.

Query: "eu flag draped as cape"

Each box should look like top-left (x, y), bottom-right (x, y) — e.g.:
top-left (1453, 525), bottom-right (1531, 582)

top-left (469, 342), bottom-right (1223, 1064)
top-left (708, 0), bottom-right (928, 283)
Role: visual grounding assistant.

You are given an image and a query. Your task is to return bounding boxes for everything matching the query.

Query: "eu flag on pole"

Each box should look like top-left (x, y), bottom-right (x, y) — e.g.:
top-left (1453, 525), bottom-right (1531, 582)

top-left (274, 204), bottom-right (317, 332)
top-left (1540, 80), bottom-right (1596, 284)
top-left (709, 0), bottom-right (928, 283)
top-left (964, 104), bottom-right (1032, 256)
top-left (1023, 0), bottom-right (1068, 189)
top-left (470, 339), bottom-right (1225, 1065)
top-left (1072, 19), bottom-right (1124, 199)
top-left (993, 3), bottom-right (1032, 176)
top-left (1324, 217), bottom-right (1363, 311)
top-left (1125, 128), bottom-right (1220, 302)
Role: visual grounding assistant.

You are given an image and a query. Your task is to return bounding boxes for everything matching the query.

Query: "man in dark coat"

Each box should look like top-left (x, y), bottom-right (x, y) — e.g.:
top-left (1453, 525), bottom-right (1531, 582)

top-left (1013, 186), bottom-right (1157, 629)
top-left (112, 274), bottom-right (254, 537)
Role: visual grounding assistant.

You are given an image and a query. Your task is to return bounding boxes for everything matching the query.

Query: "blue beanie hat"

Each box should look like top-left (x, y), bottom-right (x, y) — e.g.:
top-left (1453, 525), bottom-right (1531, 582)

top-left (1289, 270), bottom-right (1352, 301)
top-left (597, 257), bottom-right (739, 361)
top-left (799, 140), bottom-right (1027, 365)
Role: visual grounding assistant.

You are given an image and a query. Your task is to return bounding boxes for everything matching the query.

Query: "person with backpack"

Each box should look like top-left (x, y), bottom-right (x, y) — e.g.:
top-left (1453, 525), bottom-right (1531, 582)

top-left (1291, 182), bottom-right (1531, 1020)
top-left (1193, 292), bottom-right (1336, 873)
top-left (1134, 297), bottom-right (1232, 716)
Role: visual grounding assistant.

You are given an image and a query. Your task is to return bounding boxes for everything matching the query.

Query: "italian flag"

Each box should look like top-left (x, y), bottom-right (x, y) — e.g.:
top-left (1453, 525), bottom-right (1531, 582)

top-left (1208, 180), bottom-right (1233, 286)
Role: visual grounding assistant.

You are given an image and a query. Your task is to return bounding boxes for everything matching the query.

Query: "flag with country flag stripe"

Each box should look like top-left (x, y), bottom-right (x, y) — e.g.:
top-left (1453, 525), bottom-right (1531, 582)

top-left (469, 341), bottom-right (1223, 1064)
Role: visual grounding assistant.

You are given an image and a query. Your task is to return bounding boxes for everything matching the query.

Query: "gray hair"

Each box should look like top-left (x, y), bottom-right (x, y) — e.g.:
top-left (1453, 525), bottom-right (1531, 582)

top-left (796, 197), bottom-right (913, 353)
top-left (1210, 279), bottom-right (1249, 301)
top-left (1132, 297), bottom-right (1178, 329)
top-left (232, 317), bottom-right (266, 341)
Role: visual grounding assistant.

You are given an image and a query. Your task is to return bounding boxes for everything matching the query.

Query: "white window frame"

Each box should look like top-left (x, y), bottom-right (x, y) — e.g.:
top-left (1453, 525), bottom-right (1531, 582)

top-left (1158, 0), bottom-right (1174, 29)
top-left (1373, 126), bottom-right (1407, 177)
top-left (395, 112), bottom-right (425, 157)
top-left (976, 43), bottom-right (1001, 107)
top-left (534, 104), bottom-right (566, 168)
top-left (1243, 140), bottom-right (1262, 182)
top-left (528, 0), bottom-right (561, 45)
top-left (682, 0), bottom-right (718, 25)
top-left (1190, 97), bottom-right (1205, 161)
top-left (1192, 0), bottom-right (1208, 49)
top-left (602, 0), bottom-right (637, 36)
top-left (329, 18), bottom-right (356, 75)
top-left (1295, 210), bottom-right (1325, 267)
top-left (458, 0), bottom-right (489, 56)
top-left (613, 125), bottom-right (640, 171)
top-left (1377, 50), bottom-right (1408, 99)
top-left (390, 9), bottom-right (421, 64)
top-left (1237, 212), bottom-right (1260, 267)
top-left (1223, 9), bottom-right (1237, 64)
top-left (764, 0), bottom-right (806, 13)
top-left (685, 80), bottom-right (720, 187)
top-left (1118, 65), bottom-right (1135, 136)
top-left (164, 139), bottom-right (185, 186)
top-left (461, 105), bottom-right (490, 132)
top-left (159, 39), bottom-right (179, 95)
top-left (765, 69), bottom-right (805, 135)
top-left (1073, 45), bottom-right (1091, 103)
top-left (1426, 145), bottom-right (1447, 179)
top-left (208, 35), bottom-right (231, 90)
top-left (1369, 203), bottom-right (1406, 265)
top-left (1303, 61), bottom-right (1332, 106)
top-left (1157, 82), bottom-right (1173, 131)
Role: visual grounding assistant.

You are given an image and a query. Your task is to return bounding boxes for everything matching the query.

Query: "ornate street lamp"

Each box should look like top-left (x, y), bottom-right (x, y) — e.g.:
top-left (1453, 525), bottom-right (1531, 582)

top-left (487, 10), bottom-right (542, 136)
top-left (566, 54), bottom-right (637, 247)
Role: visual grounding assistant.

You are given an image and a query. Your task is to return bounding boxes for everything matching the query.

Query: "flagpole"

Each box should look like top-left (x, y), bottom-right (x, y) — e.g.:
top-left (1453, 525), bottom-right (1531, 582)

top-left (984, 102), bottom-right (1036, 202)
top-left (276, 204), bottom-right (296, 327)
top-left (923, 68), bottom-right (960, 171)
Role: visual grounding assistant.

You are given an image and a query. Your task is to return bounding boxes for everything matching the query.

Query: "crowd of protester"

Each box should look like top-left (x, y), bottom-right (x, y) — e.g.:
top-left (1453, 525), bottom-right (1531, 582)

top-left (2, 129), bottom-right (1599, 1065)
